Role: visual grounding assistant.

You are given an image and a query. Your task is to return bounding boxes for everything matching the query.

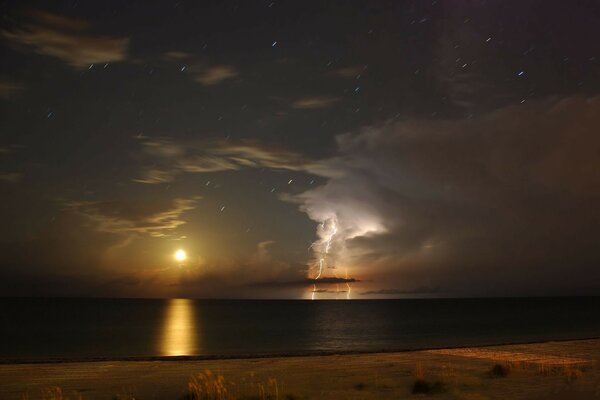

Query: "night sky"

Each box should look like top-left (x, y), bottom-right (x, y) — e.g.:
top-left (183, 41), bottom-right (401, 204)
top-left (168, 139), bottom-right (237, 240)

top-left (1, 1), bottom-right (599, 298)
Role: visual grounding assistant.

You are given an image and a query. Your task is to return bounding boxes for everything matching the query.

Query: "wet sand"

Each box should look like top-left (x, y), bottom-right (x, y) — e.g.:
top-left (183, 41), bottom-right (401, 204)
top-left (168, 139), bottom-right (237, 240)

top-left (1, 338), bottom-right (599, 399)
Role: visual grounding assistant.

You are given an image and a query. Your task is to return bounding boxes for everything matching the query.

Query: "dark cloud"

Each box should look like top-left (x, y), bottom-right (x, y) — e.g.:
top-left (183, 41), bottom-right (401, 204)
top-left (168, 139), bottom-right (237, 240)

top-left (2, 10), bottom-right (129, 68)
top-left (311, 288), bottom-right (348, 294)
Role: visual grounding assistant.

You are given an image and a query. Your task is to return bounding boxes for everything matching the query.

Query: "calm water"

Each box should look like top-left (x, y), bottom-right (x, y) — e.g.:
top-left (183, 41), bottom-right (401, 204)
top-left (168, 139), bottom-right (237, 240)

top-left (1, 297), bottom-right (599, 361)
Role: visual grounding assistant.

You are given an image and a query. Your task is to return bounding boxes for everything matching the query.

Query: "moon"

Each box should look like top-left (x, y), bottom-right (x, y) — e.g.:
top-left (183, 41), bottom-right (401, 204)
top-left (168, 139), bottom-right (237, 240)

top-left (174, 249), bottom-right (187, 262)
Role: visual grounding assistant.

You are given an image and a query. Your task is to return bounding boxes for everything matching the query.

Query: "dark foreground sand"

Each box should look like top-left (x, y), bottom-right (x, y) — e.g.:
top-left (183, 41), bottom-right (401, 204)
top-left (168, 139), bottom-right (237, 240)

top-left (1, 339), bottom-right (599, 399)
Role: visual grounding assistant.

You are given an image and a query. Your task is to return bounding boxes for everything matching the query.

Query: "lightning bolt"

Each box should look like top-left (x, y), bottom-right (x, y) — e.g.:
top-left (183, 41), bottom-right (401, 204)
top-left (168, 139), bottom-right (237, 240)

top-left (345, 268), bottom-right (352, 300)
top-left (311, 218), bottom-right (337, 300)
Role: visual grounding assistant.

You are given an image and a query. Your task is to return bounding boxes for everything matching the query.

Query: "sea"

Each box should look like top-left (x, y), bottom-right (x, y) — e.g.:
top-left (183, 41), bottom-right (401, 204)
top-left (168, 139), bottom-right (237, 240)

top-left (1, 297), bottom-right (599, 361)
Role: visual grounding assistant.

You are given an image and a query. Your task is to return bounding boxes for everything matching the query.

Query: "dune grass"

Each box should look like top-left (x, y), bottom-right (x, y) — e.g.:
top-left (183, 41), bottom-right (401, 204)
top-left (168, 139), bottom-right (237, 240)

top-left (184, 370), bottom-right (293, 400)
top-left (488, 363), bottom-right (511, 378)
top-left (16, 348), bottom-right (598, 400)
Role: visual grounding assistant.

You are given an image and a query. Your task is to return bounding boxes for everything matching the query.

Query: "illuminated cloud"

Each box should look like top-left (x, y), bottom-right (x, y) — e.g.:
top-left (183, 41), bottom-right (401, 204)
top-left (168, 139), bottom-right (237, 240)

top-left (163, 51), bottom-right (192, 60)
top-left (134, 138), bottom-right (316, 183)
top-left (2, 10), bottom-right (129, 68)
top-left (209, 141), bottom-right (313, 170)
top-left (162, 239), bottom-right (310, 298)
top-left (360, 287), bottom-right (443, 296)
top-left (193, 65), bottom-right (239, 86)
top-left (132, 168), bottom-right (176, 184)
top-left (250, 277), bottom-right (357, 287)
top-left (292, 96), bottom-right (340, 109)
top-left (62, 197), bottom-right (198, 238)
top-left (162, 51), bottom-right (238, 86)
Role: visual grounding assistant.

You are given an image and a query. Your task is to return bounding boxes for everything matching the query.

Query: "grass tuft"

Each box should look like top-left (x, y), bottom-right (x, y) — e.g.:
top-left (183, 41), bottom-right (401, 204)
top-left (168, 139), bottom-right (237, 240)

top-left (186, 370), bottom-right (234, 400)
top-left (411, 379), bottom-right (446, 395)
top-left (563, 366), bottom-right (583, 384)
top-left (488, 363), bottom-right (511, 378)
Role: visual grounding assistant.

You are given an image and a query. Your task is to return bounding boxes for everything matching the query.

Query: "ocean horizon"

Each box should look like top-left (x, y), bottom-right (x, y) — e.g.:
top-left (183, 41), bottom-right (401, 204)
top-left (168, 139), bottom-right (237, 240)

top-left (1, 297), bottom-right (599, 362)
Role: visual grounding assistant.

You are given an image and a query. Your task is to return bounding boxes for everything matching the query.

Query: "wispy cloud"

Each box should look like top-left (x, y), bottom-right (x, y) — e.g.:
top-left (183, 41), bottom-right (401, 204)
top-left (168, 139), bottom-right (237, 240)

top-left (0, 80), bottom-right (25, 99)
top-left (0, 172), bottom-right (22, 183)
top-left (331, 66), bottom-right (364, 79)
top-left (28, 9), bottom-right (90, 31)
top-left (193, 65), bottom-right (239, 86)
top-left (2, 10), bottom-right (129, 69)
top-left (62, 197), bottom-right (198, 237)
top-left (292, 96), bottom-right (340, 109)
top-left (162, 49), bottom-right (239, 87)
top-left (134, 138), bottom-right (316, 184)
top-left (163, 51), bottom-right (192, 60)
top-left (132, 168), bottom-right (176, 184)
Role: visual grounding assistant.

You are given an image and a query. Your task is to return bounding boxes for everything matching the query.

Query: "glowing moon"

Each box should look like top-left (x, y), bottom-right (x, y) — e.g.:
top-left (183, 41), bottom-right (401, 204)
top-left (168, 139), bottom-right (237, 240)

top-left (174, 249), bottom-right (187, 262)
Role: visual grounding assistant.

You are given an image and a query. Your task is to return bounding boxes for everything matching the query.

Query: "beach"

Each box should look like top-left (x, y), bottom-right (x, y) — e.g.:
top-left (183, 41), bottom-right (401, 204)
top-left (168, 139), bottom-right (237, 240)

top-left (1, 338), bottom-right (599, 399)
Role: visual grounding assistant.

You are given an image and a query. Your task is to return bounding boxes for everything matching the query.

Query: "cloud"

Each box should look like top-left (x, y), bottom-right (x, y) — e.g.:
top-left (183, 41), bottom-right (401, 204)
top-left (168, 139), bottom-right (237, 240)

top-left (163, 51), bottom-right (192, 60)
top-left (292, 96), bottom-right (340, 109)
top-left (134, 138), bottom-right (316, 184)
top-left (128, 97), bottom-right (600, 295)
top-left (62, 197), bottom-right (198, 238)
top-left (132, 168), bottom-right (176, 184)
top-left (250, 277), bottom-right (357, 287)
top-left (331, 66), bottom-right (364, 79)
top-left (0, 145), bottom-right (24, 182)
top-left (160, 239), bottom-right (312, 298)
top-left (360, 287), bottom-right (442, 296)
top-left (2, 10), bottom-right (129, 68)
top-left (0, 172), bottom-right (22, 183)
top-left (161, 50), bottom-right (239, 86)
top-left (193, 65), bottom-right (239, 86)
top-left (0, 80), bottom-right (24, 99)
top-left (27, 9), bottom-right (90, 31)
top-left (291, 97), bottom-right (600, 295)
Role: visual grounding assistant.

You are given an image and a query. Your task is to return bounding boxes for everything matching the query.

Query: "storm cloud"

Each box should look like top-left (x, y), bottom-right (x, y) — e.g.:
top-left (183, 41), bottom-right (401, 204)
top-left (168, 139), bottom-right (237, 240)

top-left (294, 96), bottom-right (600, 296)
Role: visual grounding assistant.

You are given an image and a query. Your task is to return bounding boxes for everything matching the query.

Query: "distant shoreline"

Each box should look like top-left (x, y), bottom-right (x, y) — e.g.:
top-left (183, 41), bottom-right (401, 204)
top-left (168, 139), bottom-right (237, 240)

top-left (2, 335), bottom-right (599, 365)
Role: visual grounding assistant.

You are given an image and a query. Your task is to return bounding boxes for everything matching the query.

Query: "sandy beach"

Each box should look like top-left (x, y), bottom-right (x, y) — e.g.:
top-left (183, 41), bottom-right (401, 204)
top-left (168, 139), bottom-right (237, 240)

top-left (1, 338), bottom-right (599, 399)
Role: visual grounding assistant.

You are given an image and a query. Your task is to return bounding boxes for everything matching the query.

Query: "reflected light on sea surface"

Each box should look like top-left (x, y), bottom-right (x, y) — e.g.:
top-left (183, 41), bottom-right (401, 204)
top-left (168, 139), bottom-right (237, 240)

top-left (160, 298), bottom-right (199, 356)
